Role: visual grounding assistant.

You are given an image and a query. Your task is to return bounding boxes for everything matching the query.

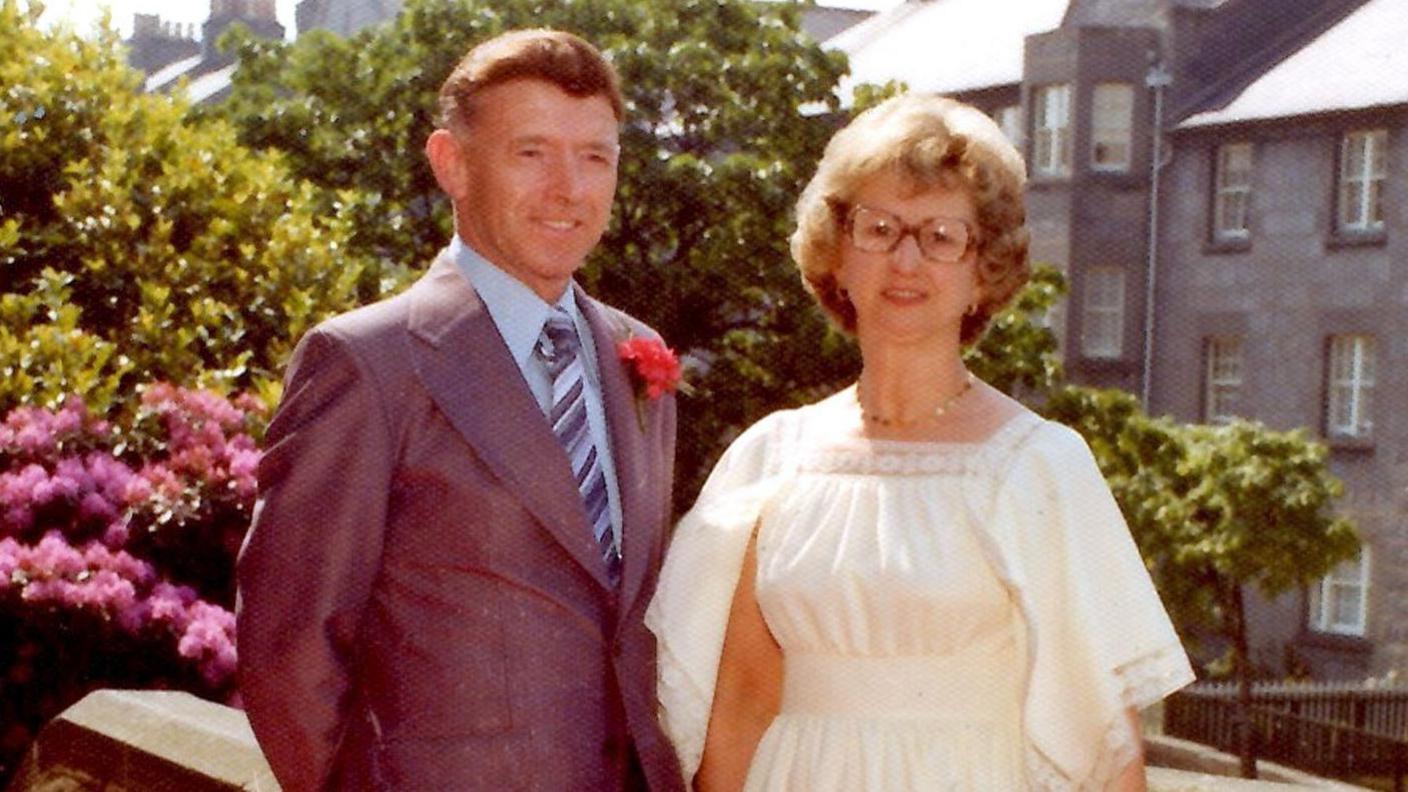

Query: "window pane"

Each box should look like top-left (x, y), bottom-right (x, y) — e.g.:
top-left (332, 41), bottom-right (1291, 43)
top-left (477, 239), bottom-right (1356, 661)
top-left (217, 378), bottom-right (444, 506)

top-left (1369, 130), bottom-right (1387, 177)
top-left (1082, 268), bottom-right (1124, 357)
top-left (1035, 85), bottom-right (1071, 176)
top-left (1091, 83), bottom-right (1132, 170)
top-left (1214, 143), bottom-right (1252, 237)
top-left (1311, 550), bottom-right (1368, 636)
top-left (1327, 335), bottom-right (1375, 438)
top-left (1332, 586), bottom-right (1362, 628)
top-left (1338, 130), bottom-right (1387, 231)
top-left (1205, 337), bottom-right (1243, 423)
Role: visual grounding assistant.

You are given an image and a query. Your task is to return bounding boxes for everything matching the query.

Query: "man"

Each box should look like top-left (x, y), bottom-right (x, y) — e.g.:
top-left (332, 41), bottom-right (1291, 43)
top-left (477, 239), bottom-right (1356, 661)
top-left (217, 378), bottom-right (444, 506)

top-left (237, 29), bottom-right (683, 791)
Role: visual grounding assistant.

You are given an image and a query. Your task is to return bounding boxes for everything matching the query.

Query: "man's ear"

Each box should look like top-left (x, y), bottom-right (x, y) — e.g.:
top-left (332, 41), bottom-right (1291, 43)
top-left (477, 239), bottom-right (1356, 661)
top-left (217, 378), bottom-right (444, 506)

top-left (426, 129), bottom-right (469, 201)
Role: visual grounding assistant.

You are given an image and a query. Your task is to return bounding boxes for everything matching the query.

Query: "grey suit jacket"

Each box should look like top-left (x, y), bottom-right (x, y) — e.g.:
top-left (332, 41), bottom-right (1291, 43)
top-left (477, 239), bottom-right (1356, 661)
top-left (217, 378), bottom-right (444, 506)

top-left (237, 254), bottom-right (683, 791)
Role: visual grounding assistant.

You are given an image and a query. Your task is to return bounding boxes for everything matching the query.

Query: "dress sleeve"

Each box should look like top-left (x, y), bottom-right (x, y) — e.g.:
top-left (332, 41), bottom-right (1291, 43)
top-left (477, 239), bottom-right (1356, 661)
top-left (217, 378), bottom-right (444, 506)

top-left (988, 422), bottom-right (1195, 791)
top-left (644, 410), bottom-right (795, 785)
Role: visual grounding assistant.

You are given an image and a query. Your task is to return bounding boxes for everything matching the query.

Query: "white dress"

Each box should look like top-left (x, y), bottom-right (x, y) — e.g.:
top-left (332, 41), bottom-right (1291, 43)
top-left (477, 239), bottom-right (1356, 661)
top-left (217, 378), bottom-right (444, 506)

top-left (646, 403), bottom-right (1195, 791)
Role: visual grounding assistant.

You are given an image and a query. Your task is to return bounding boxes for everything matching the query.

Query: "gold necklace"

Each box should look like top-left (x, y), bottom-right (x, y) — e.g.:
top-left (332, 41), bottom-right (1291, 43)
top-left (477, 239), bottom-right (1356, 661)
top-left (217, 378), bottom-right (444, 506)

top-left (856, 371), bottom-right (976, 427)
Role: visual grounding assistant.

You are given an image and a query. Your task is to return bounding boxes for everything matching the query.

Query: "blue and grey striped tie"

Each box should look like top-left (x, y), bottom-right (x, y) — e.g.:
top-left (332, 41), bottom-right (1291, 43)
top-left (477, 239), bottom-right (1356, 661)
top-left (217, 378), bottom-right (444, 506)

top-left (539, 308), bottom-right (620, 585)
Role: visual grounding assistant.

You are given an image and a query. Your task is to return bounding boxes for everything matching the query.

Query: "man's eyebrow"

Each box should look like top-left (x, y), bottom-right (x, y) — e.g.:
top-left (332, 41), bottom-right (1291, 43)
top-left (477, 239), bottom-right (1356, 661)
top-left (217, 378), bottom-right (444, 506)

top-left (506, 134), bottom-right (618, 151)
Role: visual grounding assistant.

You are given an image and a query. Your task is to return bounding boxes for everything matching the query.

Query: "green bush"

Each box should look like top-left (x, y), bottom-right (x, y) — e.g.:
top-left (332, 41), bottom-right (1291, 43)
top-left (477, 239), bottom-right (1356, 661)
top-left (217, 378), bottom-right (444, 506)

top-left (0, 0), bottom-right (409, 416)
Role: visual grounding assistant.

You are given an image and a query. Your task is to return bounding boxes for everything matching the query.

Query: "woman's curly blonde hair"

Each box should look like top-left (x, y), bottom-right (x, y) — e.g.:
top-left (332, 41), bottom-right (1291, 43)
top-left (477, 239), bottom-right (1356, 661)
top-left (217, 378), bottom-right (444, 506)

top-left (791, 93), bottom-right (1030, 345)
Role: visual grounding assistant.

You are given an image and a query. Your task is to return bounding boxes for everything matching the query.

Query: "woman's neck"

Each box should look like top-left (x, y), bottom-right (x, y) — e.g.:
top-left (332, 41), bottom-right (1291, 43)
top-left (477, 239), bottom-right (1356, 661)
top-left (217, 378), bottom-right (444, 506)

top-left (854, 338), bottom-right (971, 428)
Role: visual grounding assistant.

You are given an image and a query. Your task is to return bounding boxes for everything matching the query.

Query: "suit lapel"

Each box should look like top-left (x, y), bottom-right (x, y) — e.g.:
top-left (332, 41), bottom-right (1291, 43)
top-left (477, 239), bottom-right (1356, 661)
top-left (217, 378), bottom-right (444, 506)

top-left (406, 256), bottom-right (614, 591)
top-left (580, 292), bottom-right (656, 614)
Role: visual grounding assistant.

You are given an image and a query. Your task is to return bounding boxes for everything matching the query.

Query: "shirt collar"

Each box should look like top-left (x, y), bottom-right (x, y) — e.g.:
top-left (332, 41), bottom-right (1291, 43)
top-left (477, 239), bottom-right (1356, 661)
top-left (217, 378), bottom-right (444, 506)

top-left (449, 236), bottom-right (582, 369)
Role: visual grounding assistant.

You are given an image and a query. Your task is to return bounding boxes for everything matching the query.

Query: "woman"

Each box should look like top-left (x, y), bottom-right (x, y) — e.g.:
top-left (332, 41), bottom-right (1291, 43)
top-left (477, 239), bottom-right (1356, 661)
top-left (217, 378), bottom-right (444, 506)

top-left (645, 93), bottom-right (1195, 791)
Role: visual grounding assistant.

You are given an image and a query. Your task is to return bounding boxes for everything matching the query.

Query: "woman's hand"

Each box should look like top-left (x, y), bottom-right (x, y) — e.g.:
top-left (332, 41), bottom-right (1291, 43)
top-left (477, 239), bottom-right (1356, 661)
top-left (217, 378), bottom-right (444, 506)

top-left (1109, 708), bottom-right (1149, 791)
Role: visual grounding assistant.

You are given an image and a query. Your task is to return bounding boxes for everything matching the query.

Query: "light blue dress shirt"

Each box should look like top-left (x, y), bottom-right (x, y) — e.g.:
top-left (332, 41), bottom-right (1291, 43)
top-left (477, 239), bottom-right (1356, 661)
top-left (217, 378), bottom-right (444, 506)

top-left (449, 236), bottom-right (624, 554)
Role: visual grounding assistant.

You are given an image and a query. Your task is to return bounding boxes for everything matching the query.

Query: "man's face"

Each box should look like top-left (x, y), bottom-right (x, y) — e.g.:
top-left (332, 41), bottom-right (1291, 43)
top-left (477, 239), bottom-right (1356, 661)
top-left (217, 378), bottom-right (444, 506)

top-left (453, 78), bottom-right (620, 302)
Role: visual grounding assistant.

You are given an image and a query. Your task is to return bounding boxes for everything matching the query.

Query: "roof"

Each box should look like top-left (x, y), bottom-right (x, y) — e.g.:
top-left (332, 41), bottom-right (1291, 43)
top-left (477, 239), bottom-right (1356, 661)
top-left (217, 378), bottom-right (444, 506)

top-left (827, 0), bottom-right (1069, 103)
top-left (186, 64), bottom-right (238, 104)
top-left (144, 54), bottom-right (203, 93)
top-left (1180, 0), bottom-right (1408, 128)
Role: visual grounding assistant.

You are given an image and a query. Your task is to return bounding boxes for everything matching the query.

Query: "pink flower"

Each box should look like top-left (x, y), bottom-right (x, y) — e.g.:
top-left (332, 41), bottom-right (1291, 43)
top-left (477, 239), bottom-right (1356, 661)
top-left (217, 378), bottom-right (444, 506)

top-left (3, 465), bottom-right (48, 504)
top-left (233, 393), bottom-right (266, 417)
top-left (141, 382), bottom-right (177, 407)
top-left (0, 537), bottom-right (20, 585)
top-left (79, 492), bottom-right (119, 525)
top-left (177, 601), bottom-right (238, 685)
top-left (123, 475), bottom-right (154, 505)
top-left (14, 422), bottom-right (52, 456)
top-left (3, 505), bottom-right (34, 534)
top-left (101, 521), bottom-right (130, 548)
top-left (20, 578), bottom-right (69, 604)
top-left (27, 532), bottom-right (86, 579)
top-left (86, 453), bottom-right (135, 502)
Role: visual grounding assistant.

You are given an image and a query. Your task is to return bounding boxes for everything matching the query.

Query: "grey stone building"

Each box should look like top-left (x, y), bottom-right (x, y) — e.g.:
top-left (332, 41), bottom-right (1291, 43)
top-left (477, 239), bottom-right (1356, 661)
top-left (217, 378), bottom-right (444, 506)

top-left (832, 0), bottom-right (1406, 678)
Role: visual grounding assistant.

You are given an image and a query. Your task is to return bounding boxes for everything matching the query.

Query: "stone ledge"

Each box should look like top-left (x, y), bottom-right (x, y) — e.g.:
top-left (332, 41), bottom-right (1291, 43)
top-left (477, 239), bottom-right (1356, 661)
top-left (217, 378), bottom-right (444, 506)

top-left (8, 690), bottom-right (1371, 791)
top-left (1146, 734), bottom-right (1371, 790)
top-left (8, 689), bottom-right (277, 792)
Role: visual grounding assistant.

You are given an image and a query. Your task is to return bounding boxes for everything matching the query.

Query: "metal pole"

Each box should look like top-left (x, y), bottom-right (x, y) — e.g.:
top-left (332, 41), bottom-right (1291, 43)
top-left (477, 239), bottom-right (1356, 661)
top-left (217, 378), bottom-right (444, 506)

top-left (1142, 62), bottom-right (1172, 410)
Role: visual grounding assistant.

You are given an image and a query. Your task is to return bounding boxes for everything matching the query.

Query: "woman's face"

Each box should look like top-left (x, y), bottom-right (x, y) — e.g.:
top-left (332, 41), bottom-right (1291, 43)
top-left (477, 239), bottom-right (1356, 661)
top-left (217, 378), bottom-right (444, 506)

top-left (835, 170), bottom-right (980, 347)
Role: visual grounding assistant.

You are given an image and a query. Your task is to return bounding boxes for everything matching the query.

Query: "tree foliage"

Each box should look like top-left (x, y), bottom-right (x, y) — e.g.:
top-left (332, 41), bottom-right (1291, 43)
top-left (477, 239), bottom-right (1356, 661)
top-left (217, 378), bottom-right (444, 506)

top-left (214, 0), bottom-right (856, 498)
top-left (0, 0), bottom-right (399, 416)
top-left (1044, 384), bottom-right (1358, 776)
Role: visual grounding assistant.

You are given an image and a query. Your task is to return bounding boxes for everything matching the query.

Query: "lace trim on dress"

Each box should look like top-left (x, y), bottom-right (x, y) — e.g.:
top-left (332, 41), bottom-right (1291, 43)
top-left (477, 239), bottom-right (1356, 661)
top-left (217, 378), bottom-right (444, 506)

top-left (799, 447), bottom-right (976, 476)
top-left (1023, 644), bottom-right (1193, 791)
top-left (798, 413), bottom-right (1045, 477)
top-left (1116, 643), bottom-right (1197, 710)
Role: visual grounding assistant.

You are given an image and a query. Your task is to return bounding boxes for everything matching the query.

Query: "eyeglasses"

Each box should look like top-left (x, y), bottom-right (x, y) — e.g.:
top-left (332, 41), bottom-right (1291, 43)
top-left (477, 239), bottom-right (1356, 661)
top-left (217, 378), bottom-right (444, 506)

top-left (844, 205), bottom-right (975, 263)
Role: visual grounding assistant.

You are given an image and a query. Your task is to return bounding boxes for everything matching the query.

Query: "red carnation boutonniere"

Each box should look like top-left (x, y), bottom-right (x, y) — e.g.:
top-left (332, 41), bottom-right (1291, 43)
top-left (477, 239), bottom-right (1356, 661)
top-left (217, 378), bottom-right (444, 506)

top-left (617, 335), bottom-right (691, 428)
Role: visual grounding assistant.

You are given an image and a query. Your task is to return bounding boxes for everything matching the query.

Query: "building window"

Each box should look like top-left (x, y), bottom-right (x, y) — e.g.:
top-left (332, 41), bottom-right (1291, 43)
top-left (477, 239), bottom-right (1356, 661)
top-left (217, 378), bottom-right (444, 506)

top-left (1081, 267), bottom-right (1124, 358)
top-left (994, 104), bottom-right (1024, 151)
top-left (1090, 83), bottom-right (1133, 171)
top-left (1337, 129), bottom-right (1386, 233)
top-left (1308, 549), bottom-right (1370, 637)
top-left (1213, 142), bottom-right (1252, 240)
top-left (1326, 335), bottom-right (1375, 439)
top-left (1203, 337), bottom-right (1243, 424)
top-left (1033, 84), bottom-right (1072, 177)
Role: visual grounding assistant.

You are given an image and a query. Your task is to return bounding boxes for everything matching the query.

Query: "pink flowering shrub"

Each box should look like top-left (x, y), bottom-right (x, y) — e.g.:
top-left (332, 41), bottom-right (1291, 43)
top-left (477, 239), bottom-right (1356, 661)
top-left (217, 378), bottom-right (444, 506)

top-left (0, 385), bottom-right (265, 780)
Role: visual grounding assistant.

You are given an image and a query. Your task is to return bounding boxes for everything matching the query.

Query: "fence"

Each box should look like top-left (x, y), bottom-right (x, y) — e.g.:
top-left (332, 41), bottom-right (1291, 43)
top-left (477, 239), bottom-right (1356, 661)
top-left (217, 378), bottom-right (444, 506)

top-left (1165, 681), bottom-right (1408, 791)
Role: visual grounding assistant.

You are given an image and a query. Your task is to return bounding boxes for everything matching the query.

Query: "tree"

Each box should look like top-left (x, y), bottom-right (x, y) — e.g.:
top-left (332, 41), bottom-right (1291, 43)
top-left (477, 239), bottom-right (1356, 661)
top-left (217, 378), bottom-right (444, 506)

top-left (0, 0), bottom-right (400, 416)
top-left (1045, 386), bottom-right (1359, 778)
top-left (214, 0), bottom-right (855, 499)
top-left (966, 262), bottom-right (1065, 395)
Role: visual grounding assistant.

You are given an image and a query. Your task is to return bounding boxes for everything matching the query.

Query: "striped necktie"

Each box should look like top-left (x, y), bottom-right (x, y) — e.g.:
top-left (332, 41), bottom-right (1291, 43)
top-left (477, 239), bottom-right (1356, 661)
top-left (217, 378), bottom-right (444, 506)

top-left (539, 308), bottom-right (621, 585)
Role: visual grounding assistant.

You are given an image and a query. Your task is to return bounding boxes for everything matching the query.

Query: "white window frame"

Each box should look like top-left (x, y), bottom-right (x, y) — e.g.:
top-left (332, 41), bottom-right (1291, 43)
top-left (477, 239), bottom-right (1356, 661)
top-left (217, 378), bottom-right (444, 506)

top-left (994, 104), bottom-right (1024, 152)
top-left (1033, 84), bottom-right (1072, 177)
top-left (1213, 142), bottom-right (1253, 240)
top-left (1326, 335), bottom-right (1375, 439)
top-left (1203, 336), bottom-right (1243, 424)
top-left (1337, 129), bottom-right (1387, 233)
top-left (1090, 83), bottom-right (1133, 172)
top-left (1308, 548), bottom-right (1370, 637)
top-left (1081, 267), bottom-right (1125, 359)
